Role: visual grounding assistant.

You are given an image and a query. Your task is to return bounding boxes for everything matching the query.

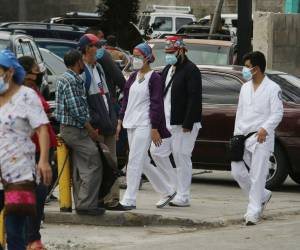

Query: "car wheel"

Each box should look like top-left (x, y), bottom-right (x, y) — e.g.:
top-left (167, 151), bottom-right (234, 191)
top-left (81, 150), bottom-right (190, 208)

top-left (288, 171), bottom-right (300, 185)
top-left (266, 143), bottom-right (288, 190)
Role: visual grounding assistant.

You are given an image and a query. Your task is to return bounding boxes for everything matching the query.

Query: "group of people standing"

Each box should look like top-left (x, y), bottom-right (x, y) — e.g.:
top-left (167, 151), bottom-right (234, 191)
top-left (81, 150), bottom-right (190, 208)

top-left (0, 28), bottom-right (283, 249)
top-left (55, 34), bottom-right (202, 214)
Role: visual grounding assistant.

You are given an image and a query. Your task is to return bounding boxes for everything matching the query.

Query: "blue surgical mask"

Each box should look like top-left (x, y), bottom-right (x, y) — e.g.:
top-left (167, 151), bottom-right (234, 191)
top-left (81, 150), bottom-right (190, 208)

top-left (96, 47), bottom-right (105, 60)
top-left (165, 54), bottom-right (177, 65)
top-left (242, 67), bottom-right (253, 81)
top-left (0, 75), bottom-right (9, 94)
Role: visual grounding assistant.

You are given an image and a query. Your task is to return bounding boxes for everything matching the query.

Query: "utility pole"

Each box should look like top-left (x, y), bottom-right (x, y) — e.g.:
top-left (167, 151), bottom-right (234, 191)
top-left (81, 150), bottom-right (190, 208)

top-left (18, 0), bottom-right (27, 21)
top-left (237, 0), bottom-right (252, 65)
top-left (209, 0), bottom-right (224, 38)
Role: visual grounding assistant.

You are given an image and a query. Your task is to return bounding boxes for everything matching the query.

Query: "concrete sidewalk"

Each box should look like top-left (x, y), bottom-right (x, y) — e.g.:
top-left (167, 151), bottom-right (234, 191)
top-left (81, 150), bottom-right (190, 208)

top-left (44, 171), bottom-right (300, 229)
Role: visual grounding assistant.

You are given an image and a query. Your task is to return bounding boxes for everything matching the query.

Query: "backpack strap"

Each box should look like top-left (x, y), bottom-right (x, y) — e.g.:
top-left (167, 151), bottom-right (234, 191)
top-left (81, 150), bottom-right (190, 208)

top-left (84, 65), bottom-right (92, 93)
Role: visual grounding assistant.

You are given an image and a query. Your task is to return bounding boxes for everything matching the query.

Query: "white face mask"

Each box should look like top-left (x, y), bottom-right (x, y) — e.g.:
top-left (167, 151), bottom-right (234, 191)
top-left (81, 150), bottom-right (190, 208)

top-left (132, 57), bottom-right (144, 70)
top-left (0, 75), bottom-right (9, 95)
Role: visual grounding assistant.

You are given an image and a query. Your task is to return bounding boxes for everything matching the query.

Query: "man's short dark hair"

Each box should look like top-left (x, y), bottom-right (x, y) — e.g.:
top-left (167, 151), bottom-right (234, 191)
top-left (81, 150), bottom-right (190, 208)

top-left (107, 35), bottom-right (117, 47)
top-left (243, 51), bottom-right (266, 73)
top-left (18, 56), bottom-right (36, 73)
top-left (64, 49), bottom-right (82, 67)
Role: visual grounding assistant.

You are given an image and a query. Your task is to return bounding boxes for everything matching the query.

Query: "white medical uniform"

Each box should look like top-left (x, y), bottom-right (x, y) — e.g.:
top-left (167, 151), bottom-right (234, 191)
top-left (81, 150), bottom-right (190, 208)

top-left (121, 71), bottom-right (174, 206)
top-left (231, 76), bottom-right (283, 218)
top-left (150, 66), bottom-right (201, 203)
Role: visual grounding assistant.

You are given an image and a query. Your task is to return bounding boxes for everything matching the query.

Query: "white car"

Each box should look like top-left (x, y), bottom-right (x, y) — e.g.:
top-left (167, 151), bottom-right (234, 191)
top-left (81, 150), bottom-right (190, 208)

top-left (39, 48), bottom-right (67, 100)
top-left (138, 5), bottom-right (196, 38)
top-left (198, 14), bottom-right (239, 36)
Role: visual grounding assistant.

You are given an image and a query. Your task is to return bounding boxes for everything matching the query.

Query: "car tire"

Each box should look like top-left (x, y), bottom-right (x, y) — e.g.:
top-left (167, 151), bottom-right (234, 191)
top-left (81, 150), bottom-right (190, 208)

top-left (266, 143), bottom-right (289, 190)
top-left (288, 171), bottom-right (300, 185)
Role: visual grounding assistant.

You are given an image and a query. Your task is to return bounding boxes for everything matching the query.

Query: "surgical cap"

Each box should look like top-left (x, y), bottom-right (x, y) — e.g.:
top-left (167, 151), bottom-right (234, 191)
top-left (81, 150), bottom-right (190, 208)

top-left (0, 50), bottom-right (25, 84)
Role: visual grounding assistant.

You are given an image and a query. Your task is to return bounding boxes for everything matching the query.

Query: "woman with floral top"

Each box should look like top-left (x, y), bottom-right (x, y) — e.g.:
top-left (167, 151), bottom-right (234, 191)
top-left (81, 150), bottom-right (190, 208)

top-left (0, 50), bottom-right (52, 250)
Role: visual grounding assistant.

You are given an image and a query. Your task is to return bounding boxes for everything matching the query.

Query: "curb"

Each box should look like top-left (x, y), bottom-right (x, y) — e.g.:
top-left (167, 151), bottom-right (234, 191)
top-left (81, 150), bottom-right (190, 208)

top-left (44, 207), bottom-right (300, 229)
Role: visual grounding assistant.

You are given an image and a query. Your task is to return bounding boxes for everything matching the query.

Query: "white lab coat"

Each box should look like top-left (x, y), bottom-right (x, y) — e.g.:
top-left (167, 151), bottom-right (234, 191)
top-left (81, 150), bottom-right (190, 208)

top-left (234, 76), bottom-right (283, 153)
top-left (231, 76), bottom-right (283, 218)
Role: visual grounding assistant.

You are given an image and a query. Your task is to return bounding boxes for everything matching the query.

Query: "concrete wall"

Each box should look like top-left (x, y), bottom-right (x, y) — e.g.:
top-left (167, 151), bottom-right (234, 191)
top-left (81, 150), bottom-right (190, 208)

top-left (138, 0), bottom-right (237, 18)
top-left (253, 12), bottom-right (300, 77)
top-left (0, 0), bottom-right (285, 22)
top-left (254, 0), bottom-right (284, 13)
top-left (0, 0), bottom-right (98, 22)
top-left (139, 0), bottom-right (285, 18)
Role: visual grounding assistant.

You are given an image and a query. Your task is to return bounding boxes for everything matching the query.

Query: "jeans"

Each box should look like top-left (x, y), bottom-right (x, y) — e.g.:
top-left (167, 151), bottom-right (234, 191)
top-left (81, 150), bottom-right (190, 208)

top-left (26, 184), bottom-right (48, 243)
top-left (5, 215), bottom-right (27, 250)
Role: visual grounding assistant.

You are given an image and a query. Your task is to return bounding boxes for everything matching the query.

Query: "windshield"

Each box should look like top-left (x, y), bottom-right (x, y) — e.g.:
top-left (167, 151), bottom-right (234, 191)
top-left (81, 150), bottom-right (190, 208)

top-left (149, 42), bottom-right (230, 68)
top-left (0, 39), bottom-right (9, 50)
top-left (268, 74), bottom-right (300, 104)
top-left (37, 42), bottom-right (77, 59)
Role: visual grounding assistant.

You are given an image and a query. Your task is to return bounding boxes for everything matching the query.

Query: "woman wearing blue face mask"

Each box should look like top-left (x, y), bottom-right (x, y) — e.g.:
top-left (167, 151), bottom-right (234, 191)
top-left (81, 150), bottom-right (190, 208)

top-left (117, 43), bottom-right (174, 209)
top-left (0, 50), bottom-right (52, 250)
top-left (149, 36), bottom-right (202, 208)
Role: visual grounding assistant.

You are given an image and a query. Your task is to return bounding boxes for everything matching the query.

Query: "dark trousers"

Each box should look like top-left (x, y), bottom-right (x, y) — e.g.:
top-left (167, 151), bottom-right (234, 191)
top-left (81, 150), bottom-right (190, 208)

top-left (25, 184), bottom-right (48, 243)
top-left (5, 215), bottom-right (27, 250)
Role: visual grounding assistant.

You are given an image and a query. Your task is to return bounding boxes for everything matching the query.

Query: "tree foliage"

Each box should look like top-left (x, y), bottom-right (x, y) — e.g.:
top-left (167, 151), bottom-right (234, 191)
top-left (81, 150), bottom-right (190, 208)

top-left (97, 0), bottom-right (140, 30)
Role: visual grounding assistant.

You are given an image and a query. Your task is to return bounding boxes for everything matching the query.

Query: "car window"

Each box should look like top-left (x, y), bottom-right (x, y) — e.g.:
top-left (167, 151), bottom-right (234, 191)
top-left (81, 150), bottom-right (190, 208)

top-left (20, 41), bottom-right (34, 57)
top-left (150, 42), bottom-right (231, 67)
top-left (175, 18), bottom-right (193, 31)
top-left (152, 17), bottom-right (173, 31)
top-left (38, 43), bottom-right (77, 58)
top-left (0, 39), bottom-right (9, 50)
top-left (30, 41), bottom-right (43, 64)
top-left (15, 40), bottom-right (24, 58)
top-left (202, 73), bottom-right (242, 104)
top-left (267, 74), bottom-right (300, 104)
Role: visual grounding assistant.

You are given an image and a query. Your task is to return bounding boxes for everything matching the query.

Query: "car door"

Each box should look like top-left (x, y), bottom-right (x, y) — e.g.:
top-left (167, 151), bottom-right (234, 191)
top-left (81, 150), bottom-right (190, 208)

top-left (192, 71), bottom-right (243, 170)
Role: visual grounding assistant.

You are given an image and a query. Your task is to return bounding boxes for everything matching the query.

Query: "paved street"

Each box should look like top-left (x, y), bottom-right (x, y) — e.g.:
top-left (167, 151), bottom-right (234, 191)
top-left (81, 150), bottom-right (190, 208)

top-left (43, 214), bottom-right (300, 250)
top-left (43, 171), bottom-right (300, 249)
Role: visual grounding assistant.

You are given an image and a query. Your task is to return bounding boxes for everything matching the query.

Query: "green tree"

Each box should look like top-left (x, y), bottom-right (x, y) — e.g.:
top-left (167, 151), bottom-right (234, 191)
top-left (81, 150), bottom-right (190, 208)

top-left (97, 0), bottom-right (140, 30)
top-left (96, 0), bottom-right (141, 52)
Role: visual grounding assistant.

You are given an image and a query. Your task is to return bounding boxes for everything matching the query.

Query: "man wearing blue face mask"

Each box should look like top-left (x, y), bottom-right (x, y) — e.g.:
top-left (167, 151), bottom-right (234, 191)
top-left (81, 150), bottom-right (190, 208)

top-left (78, 34), bottom-right (127, 211)
top-left (150, 36), bottom-right (202, 208)
top-left (231, 51), bottom-right (283, 226)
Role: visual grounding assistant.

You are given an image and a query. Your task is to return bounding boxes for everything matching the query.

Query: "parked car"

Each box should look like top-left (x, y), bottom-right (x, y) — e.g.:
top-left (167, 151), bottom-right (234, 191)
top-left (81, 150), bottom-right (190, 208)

top-left (198, 14), bottom-right (239, 36)
top-left (138, 5), bottom-right (196, 38)
top-left (148, 38), bottom-right (237, 67)
top-left (0, 22), bottom-right (85, 41)
top-left (0, 30), bottom-right (50, 98)
top-left (44, 12), bottom-right (143, 52)
top-left (36, 38), bottom-right (77, 58)
top-left (39, 48), bottom-right (67, 100)
top-left (176, 23), bottom-right (233, 42)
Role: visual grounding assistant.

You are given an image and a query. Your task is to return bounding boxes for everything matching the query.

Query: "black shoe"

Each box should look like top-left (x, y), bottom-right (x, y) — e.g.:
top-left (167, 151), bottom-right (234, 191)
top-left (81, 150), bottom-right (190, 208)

top-left (121, 204), bottom-right (136, 210)
top-left (76, 208), bottom-right (106, 216)
top-left (105, 202), bottom-right (132, 211)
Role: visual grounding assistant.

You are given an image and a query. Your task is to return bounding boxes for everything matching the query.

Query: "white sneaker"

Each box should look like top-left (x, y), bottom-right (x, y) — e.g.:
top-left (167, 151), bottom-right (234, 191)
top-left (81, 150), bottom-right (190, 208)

top-left (245, 215), bottom-right (260, 226)
top-left (156, 192), bottom-right (176, 208)
top-left (169, 199), bottom-right (190, 207)
top-left (261, 191), bottom-right (272, 215)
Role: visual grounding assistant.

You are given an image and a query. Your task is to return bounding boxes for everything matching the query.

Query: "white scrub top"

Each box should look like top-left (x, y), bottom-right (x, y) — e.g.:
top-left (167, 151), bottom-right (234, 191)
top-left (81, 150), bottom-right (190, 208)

top-left (123, 70), bottom-right (154, 129)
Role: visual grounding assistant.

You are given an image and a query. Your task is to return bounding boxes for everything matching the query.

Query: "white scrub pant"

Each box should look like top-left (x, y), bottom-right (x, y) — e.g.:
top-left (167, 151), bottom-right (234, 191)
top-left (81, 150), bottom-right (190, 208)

top-left (121, 126), bottom-right (174, 206)
top-left (231, 143), bottom-right (271, 218)
top-left (150, 125), bottom-right (199, 203)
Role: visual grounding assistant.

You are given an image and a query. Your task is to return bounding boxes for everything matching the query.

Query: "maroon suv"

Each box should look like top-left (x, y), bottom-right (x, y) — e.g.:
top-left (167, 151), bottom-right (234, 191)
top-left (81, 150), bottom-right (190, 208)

top-left (190, 65), bottom-right (300, 189)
